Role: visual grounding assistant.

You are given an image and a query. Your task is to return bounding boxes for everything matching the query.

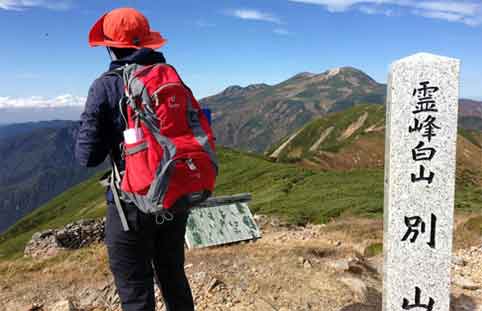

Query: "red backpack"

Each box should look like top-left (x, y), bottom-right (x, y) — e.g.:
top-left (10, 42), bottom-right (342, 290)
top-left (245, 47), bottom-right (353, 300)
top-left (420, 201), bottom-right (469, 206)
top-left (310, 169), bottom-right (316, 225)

top-left (109, 63), bottom-right (218, 231)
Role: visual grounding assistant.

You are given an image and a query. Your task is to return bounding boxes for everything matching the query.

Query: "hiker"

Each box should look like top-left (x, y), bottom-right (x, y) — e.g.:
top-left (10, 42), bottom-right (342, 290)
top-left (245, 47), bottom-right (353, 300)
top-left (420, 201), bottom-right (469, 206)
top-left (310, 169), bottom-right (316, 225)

top-left (75, 8), bottom-right (217, 311)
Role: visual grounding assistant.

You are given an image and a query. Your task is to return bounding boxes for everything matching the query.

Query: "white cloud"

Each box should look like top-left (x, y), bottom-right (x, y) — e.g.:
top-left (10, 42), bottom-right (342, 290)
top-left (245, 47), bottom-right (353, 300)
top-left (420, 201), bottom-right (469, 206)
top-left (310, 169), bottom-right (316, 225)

top-left (226, 9), bottom-right (282, 24)
top-left (359, 5), bottom-right (395, 16)
top-left (0, 94), bottom-right (86, 109)
top-left (289, 0), bottom-right (376, 12)
top-left (0, 0), bottom-right (72, 10)
top-left (415, 2), bottom-right (479, 16)
top-left (359, 5), bottom-right (378, 14)
top-left (273, 28), bottom-right (292, 35)
top-left (288, 0), bottom-right (482, 26)
top-left (414, 9), bottom-right (464, 22)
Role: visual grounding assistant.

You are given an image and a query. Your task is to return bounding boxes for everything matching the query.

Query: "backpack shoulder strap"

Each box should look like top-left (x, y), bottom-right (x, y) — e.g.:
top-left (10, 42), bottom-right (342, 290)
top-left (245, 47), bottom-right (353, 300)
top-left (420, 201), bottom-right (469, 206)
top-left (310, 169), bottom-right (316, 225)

top-left (102, 67), bottom-right (125, 78)
top-left (110, 160), bottom-right (130, 232)
top-left (98, 67), bottom-right (132, 231)
top-left (101, 66), bottom-right (130, 132)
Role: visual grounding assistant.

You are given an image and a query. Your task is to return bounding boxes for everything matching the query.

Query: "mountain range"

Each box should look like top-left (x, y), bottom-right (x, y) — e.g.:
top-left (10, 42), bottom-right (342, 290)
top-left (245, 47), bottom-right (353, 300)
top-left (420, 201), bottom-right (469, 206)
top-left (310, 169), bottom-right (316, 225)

top-left (0, 120), bottom-right (74, 140)
top-left (201, 67), bottom-right (386, 152)
top-left (267, 104), bottom-right (482, 187)
top-left (202, 67), bottom-right (482, 153)
top-left (0, 66), bottom-right (480, 233)
top-left (459, 99), bottom-right (482, 131)
top-left (0, 121), bottom-right (103, 233)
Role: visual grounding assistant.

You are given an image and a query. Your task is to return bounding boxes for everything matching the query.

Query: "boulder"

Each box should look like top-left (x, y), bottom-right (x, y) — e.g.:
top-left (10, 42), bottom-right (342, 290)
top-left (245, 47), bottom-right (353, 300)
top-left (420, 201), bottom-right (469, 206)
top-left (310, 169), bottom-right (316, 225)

top-left (339, 276), bottom-right (368, 302)
top-left (24, 218), bottom-right (105, 259)
top-left (328, 258), bottom-right (350, 272)
top-left (49, 300), bottom-right (76, 311)
top-left (453, 275), bottom-right (481, 290)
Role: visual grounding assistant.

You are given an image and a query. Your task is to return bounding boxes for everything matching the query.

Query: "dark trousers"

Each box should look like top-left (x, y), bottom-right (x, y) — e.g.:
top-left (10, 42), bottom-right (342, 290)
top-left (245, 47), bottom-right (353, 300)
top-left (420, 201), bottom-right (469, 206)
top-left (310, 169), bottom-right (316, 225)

top-left (105, 199), bottom-right (194, 311)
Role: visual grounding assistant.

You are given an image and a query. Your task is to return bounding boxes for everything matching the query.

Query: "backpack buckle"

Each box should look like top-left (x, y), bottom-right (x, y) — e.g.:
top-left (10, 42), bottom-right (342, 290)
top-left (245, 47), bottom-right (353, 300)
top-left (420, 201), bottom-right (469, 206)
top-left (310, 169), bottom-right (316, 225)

top-left (155, 211), bottom-right (174, 225)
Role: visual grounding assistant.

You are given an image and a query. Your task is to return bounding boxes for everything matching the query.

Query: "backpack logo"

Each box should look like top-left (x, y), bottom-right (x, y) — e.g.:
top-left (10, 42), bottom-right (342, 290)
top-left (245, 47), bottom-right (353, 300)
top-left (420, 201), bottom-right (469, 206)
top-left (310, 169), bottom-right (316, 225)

top-left (168, 95), bottom-right (180, 108)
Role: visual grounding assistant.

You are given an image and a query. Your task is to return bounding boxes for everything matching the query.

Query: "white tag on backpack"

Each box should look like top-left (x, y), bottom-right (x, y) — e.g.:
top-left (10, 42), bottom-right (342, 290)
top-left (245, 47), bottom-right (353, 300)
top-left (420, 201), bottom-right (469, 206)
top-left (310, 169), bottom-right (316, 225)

top-left (123, 128), bottom-right (143, 144)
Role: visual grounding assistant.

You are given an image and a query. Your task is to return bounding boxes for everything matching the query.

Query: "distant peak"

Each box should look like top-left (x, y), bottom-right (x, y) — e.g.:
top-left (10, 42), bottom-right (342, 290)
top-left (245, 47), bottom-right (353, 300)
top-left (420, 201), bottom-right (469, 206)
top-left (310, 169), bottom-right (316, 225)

top-left (320, 66), bottom-right (377, 84)
top-left (222, 85), bottom-right (243, 96)
top-left (222, 84), bottom-right (269, 95)
top-left (291, 72), bottom-right (316, 80)
top-left (224, 85), bottom-right (243, 92)
top-left (324, 67), bottom-right (341, 77)
top-left (245, 83), bottom-right (270, 91)
top-left (290, 68), bottom-right (373, 82)
top-left (323, 66), bottom-right (364, 75)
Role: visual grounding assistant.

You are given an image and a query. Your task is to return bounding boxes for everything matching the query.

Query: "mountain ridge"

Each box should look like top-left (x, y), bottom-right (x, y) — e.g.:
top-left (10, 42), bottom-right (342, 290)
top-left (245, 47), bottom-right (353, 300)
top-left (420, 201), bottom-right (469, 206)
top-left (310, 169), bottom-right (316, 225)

top-left (268, 104), bottom-right (482, 187)
top-left (201, 66), bottom-right (387, 153)
top-left (0, 67), bottom-right (480, 233)
top-left (0, 121), bottom-right (103, 233)
top-left (201, 66), bottom-right (481, 153)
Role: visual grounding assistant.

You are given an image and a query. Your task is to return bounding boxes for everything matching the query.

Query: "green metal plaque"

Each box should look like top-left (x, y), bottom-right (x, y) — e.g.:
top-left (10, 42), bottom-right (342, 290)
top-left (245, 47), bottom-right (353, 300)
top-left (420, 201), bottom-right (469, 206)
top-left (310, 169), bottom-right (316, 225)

top-left (185, 194), bottom-right (261, 249)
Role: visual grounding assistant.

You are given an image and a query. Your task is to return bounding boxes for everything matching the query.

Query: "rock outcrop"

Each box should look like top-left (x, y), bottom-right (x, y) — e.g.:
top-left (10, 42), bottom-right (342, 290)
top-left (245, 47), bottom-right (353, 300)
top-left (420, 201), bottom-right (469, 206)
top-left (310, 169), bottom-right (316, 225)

top-left (24, 218), bottom-right (105, 258)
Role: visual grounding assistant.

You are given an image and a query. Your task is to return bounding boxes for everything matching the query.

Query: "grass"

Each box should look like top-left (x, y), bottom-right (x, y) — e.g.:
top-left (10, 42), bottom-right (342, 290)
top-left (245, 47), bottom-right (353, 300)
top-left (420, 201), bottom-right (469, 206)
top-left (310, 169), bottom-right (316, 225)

top-left (0, 173), bottom-right (106, 259)
top-left (0, 243), bottom-right (110, 293)
top-left (364, 242), bottom-right (383, 257)
top-left (455, 183), bottom-right (482, 211)
top-left (458, 128), bottom-right (482, 148)
top-left (274, 104), bottom-right (385, 161)
top-left (273, 104), bottom-right (481, 166)
top-left (464, 216), bottom-right (482, 235)
top-left (215, 147), bottom-right (387, 224)
top-left (0, 146), bottom-right (481, 259)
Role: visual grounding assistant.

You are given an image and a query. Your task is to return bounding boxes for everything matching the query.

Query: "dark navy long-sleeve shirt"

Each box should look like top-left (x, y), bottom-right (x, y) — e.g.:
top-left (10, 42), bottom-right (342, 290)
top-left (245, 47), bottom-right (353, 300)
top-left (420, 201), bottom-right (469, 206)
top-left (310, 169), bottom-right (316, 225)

top-left (75, 48), bottom-right (166, 201)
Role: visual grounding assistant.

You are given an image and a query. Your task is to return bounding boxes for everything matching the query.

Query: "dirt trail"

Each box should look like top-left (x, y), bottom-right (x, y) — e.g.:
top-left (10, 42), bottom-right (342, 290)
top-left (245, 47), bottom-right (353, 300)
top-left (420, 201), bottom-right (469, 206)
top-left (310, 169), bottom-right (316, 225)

top-left (270, 129), bottom-right (303, 159)
top-left (1, 216), bottom-right (481, 311)
top-left (339, 112), bottom-right (368, 141)
top-left (309, 127), bottom-right (334, 152)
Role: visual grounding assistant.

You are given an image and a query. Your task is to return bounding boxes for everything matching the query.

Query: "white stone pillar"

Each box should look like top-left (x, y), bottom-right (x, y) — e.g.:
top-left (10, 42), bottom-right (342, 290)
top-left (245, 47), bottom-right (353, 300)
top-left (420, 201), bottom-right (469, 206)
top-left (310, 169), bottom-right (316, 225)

top-left (383, 53), bottom-right (460, 311)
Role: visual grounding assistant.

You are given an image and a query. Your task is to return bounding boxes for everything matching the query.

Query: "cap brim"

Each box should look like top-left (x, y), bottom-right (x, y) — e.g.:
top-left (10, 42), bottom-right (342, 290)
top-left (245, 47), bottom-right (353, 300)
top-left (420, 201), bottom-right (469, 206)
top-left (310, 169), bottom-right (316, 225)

top-left (88, 14), bottom-right (167, 49)
top-left (140, 31), bottom-right (167, 49)
top-left (88, 13), bottom-right (108, 47)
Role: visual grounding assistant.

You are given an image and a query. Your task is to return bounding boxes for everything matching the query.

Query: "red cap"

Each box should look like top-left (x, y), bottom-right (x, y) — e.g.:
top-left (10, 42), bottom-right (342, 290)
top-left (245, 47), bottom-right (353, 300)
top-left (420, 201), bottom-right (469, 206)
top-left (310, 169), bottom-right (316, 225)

top-left (89, 8), bottom-right (166, 49)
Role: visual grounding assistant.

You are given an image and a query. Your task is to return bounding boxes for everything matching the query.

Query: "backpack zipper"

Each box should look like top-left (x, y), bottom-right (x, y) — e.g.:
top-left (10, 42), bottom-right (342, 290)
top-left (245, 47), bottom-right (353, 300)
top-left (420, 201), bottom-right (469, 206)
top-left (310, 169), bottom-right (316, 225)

top-left (151, 82), bottom-right (184, 106)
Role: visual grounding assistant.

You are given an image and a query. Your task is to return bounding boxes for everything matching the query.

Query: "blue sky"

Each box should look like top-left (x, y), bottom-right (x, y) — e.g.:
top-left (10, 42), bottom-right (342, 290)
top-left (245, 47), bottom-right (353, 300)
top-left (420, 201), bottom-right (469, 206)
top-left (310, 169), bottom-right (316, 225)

top-left (0, 0), bottom-right (481, 107)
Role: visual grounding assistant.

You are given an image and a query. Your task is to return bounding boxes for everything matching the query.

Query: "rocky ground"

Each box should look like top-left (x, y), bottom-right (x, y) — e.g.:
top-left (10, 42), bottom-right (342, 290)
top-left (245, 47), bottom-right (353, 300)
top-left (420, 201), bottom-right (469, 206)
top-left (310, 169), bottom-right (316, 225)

top-left (1, 215), bottom-right (481, 311)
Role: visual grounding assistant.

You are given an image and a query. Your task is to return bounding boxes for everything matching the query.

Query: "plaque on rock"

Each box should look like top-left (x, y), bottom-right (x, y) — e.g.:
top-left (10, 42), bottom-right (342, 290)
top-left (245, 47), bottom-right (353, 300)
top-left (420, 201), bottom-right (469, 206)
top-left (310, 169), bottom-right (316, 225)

top-left (185, 194), bottom-right (261, 249)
